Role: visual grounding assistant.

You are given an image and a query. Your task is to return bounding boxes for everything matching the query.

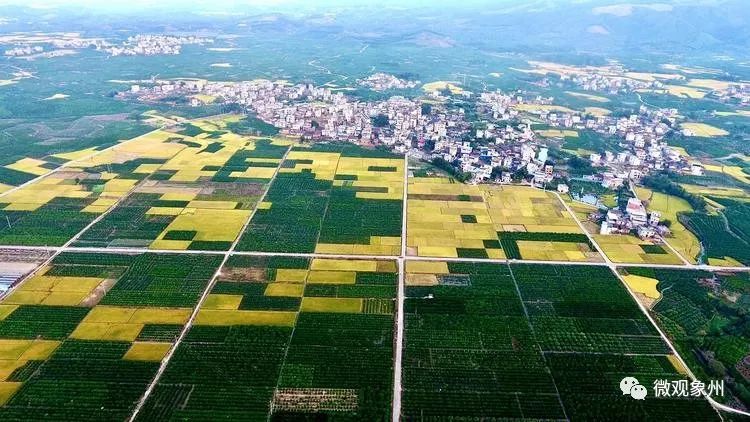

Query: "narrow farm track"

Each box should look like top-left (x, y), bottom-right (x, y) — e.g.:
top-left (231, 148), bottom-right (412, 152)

top-left (127, 145), bottom-right (294, 422)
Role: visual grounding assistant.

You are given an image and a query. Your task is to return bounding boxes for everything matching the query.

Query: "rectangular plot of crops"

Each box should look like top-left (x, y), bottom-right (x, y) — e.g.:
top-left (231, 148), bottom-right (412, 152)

top-left (137, 255), bottom-right (397, 420)
top-left (401, 260), bottom-right (567, 420)
top-left (510, 264), bottom-right (668, 355)
top-left (0, 251), bottom-right (221, 419)
top-left (401, 261), bottom-right (720, 420)
top-left (237, 143), bottom-right (404, 255)
top-left (406, 178), bottom-right (602, 262)
top-left (509, 264), bottom-right (719, 420)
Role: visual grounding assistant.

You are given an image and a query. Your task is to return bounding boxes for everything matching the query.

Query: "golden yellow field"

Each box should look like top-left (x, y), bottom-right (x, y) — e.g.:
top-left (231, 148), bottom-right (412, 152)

top-left (123, 342), bottom-right (172, 361)
top-left (407, 178), bottom-right (599, 261)
top-left (593, 234), bottom-right (684, 265)
top-left (4, 158), bottom-right (50, 176)
top-left (681, 122), bottom-right (729, 137)
top-left (687, 78), bottom-right (734, 91)
top-left (300, 297), bottom-right (363, 313)
top-left (622, 274), bottom-right (661, 300)
top-left (2, 270), bottom-right (106, 307)
top-left (422, 81), bottom-right (465, 95)
top-left (565, 91), bottom-right (610, 103)
top-left (536, 130), bottom-right (578, 138)
top-left (69, 306), bottom-right (192, 342)
top-left (664, 85), bottom-right (707, 99)
top-left (584, 107), bottom-right (612, 117)
top-left (714, 110), bottom-right (750, 118)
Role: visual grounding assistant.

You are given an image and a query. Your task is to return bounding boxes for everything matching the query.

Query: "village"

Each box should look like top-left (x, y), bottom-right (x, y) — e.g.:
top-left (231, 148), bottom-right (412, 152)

top-left (120, 74), bottom-right (709, 243)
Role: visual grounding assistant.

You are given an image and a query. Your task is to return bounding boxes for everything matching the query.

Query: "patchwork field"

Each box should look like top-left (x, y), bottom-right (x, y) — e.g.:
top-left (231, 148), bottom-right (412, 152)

top-left (70, 119), bottom-right (293, 251)
top-left (681, 122), bottom-right (729, 137)
top-left (0, 115), bottom-right (292, 249)
top-left (594, 234), bottom-right (685, 265)
top-left (407, 177), bottom-right (601, 261)
top-left (137, 255), bottom-right (396, 420)
top-left (401, 262), bottom-right (719, 420)
top-left (237, 143), bottom-right (404, 255)
top-left (0, 251), bottom-right (222, 419)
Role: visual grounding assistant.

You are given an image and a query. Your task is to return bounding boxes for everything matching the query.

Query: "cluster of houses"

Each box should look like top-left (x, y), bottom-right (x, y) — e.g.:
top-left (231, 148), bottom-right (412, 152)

top-left (104, 35), bottom-right (213, 56)
top-left (125, 77), bottom-right (473, 154)
top-left (600, 197), bottom-right (665, 239)
top-left (357, 73), bottom-right (419, 91)
top-left (565, 72), bottom-right (682, 95)
top-left (4, 45), bottom-right (43, 57)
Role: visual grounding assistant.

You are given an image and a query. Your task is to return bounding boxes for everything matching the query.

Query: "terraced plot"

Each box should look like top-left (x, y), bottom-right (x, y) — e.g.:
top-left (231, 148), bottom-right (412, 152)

top-left (237, 143), bottom-right (404, 255)
top-left (401, 261), bottom-right (719, 420)
top-left (0, 252), bottom-right (221, 419)
top-left (407, 176), bottom-right (601, 261)
top-left (137, 255), bottom-right (397, 420)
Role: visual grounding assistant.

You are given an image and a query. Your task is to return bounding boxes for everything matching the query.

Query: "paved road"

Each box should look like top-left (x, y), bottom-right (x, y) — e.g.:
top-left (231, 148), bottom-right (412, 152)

top-left (391, 158), bottom-right (409, 422)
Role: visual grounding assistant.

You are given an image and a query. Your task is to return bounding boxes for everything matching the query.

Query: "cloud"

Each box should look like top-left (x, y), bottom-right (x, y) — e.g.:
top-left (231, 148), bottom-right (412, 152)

top-left (593, 3), bottom-right (673, 17)
top-left (587, 25), bottom-right (610, 35)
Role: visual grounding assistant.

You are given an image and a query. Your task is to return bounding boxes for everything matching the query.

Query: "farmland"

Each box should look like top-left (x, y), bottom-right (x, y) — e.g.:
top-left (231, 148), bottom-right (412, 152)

top-left (401, 262), bottom-right (720, 420)
top-left (622, 267), bottom-right (750, 408)
top-left (0, 251), bottom-right (221, 419)
top-left (71, 117), bottom-right (292, 251)
top-left (594, 234), bottom-right (686, 265)
top-left (407, 176), bottom-right (601, 261)
top-left (237, 143), bottom-right (404, 255)
top-left (0, 115), bottom-right (292, 249)
top-left (137, 255), bottom-right (397, 420)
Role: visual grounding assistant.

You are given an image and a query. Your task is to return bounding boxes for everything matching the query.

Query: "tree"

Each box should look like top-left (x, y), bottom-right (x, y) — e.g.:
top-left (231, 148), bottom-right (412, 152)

top-left (421, 103), bottom-right (432, 115)
top-left (423, 139), bottom-right (435, 151)
top-left (372, 114), bottom-right (389, 127)
top-left (430, 157), bottom-right (472, 182)
top-left (512, 167), bottom-right (529, 182)
top-left (491, 166), bottom-right (504, 180)
top-left (567, 156), bottom-right (595, 176)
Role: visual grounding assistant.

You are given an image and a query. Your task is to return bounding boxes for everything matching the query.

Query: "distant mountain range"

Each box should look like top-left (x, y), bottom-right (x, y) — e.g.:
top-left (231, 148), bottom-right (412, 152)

top-left (1, 1), bottom-right (749, 58)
